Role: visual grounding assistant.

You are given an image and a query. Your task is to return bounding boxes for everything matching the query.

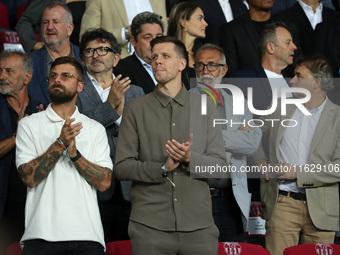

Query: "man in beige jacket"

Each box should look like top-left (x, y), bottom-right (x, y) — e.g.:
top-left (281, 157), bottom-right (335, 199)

top-left (80, 0), bottom-right (167, 58)
top-left (252, 56), bottom-right (340, 255)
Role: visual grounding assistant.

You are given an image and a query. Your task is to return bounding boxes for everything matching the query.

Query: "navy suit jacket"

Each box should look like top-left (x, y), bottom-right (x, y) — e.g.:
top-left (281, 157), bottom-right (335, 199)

top-left (76, 73), bottom-right (144, 200)
top-left (190, 0), bottom-right (247, 45)
top-left (231, 65), bottom-right (273, 114)
top-left (274, 2), bottom-right (337, 56)
top-left (29, 43), bottom-right (82, 105)
top-left (114, 52), bottom-right (156, 94)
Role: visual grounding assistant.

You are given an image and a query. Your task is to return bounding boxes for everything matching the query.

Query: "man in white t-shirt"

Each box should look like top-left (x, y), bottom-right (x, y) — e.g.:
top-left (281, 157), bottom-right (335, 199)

top-left (16, 56), bottom-right (112, 255)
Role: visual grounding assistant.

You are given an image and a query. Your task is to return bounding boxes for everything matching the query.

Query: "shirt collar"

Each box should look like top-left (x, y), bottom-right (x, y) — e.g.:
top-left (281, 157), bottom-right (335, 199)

top-left (153, 84), bottom-right (188, 107)
top-left (135, 52), bottom-right (152, 68)
top-left (309, 96), bottom-right (327, 114)
top-left (86, 71), bottom-right (116, 89)
top-left (298, 0), bottom-right (323, 12)
top-left (45, 104), bottom-right (80, 122)
top-left (46, 43), bottom-right (77, 65)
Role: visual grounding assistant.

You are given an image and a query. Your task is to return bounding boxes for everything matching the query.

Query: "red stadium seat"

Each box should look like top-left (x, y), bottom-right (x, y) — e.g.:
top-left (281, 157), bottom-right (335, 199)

top-left (0, 31), bottom-right (24, 51)
top-left (16, 3), bottom-right (27, 22)
top-left (0, 3), bottom-right (10, 29)
top-left (105, 240), bottom-right (132, 255)
top-left (5, 242), bottom-right (22, 255)
top-left (283, 243), bottom-right (340, 255)
top-left (218, 242), bottom-right (271, 255)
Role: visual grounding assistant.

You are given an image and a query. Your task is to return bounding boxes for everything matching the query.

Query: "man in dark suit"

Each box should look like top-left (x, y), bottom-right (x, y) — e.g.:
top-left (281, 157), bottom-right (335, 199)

top-left (114, 12), bottom-right (163, 94)
top-left (231, 22), bottom-right (297, 205)
top-left (188, 0), bottom-right (247, 45)
top-left (314, 16), bottom-right (340, 106)
top-left (274, 0), bottom-right (337, 56)
top-left (232, 22), bottom-right (297, 113)
top-left (220, 0), bottom-right (299, 76)
top-left (77, 28), bottom-right (144, 242)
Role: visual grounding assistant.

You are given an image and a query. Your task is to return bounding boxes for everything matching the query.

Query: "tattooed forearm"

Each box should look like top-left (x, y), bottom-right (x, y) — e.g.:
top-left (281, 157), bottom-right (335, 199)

top-left (72, 156), bottom-right (112, 192)
top-left (18, 141), bottom-right (64, 188)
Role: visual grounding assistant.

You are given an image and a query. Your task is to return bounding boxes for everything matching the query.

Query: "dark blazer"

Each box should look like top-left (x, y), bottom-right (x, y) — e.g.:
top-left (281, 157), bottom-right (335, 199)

top-left (29, 43), bottom-right (82, 105)
top-left (314, 16), bottom-right (340, 106)
top-left (190, 0), bottom-right (247, 45)
top-left (114, 52), bottom-right (156, 94)
top-left (231, 65), bottom-right (291, 201)
top-left (231, 65), bottom-right (273, 114)
top-left (274, 2), bottom-right (338, 56)
top-left (220, 13), bottom-right (300, 76)
top-left (76, 73), bottom-right (144, 200)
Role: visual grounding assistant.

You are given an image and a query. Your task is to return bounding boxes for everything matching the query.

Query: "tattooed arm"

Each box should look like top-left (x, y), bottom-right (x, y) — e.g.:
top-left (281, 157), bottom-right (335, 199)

top-left (71, 155), bottom-right (112, 192)
top-left (66, 126), bottom-right (111, 192)
top-left (18, 141), bottom-right (64, 188)
top-left (18, 117), bottom-right (83, 188)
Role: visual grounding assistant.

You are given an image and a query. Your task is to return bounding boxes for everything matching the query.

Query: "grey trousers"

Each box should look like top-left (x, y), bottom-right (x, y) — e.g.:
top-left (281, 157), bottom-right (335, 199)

top-left (128, 220), bottom-right (219, 255)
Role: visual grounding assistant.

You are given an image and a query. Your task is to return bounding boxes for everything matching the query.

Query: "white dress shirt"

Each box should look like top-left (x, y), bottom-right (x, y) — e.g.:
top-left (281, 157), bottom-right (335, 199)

top-left (218, 0), bottom-right (234, 22)
top-left (135, 52), bottom-right (157, 85)
top-left (87, 72), bottom-right (122, 125)
top-left (298, 0), bottom-right (323, 30)
top-left (279, 98), bottom-right (327, 193)
top-left (121, 0), bottom-right (153, 42)
top-left (264, 69), bottom-right (292, 98)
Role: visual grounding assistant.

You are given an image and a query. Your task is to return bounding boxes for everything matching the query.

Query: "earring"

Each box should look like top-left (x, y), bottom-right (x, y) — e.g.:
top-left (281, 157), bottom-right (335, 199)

top-left (183, 28), bottom-right (187, 32)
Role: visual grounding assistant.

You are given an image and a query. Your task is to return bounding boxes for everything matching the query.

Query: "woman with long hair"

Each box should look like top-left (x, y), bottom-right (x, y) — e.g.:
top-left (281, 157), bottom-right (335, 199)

top-left (168, 2), bottom-right (208, 88)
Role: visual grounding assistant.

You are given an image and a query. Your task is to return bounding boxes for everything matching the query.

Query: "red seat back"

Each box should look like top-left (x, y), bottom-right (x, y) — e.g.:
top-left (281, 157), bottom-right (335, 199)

top-left (283, 243), bottom-right (340, 255)
top-left (105, 240), bottom-right (132, 255)
top-left (0, 3), bottom-right (10, 29)
top-left (5, 242), bottom-right (22, 255)
top-left (16, 3), bottom-right (27, 22)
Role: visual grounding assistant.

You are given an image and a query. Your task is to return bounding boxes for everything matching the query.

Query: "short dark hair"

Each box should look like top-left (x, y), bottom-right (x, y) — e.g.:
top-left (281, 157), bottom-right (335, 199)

top-left (43, 1), bottom-right (73, 24)
top-left (295, 55), bottom-right (334, 93)
top-left (150, 36), bottom-right (186, 59)
top-left (0, 51), bottom-right (33, 74)
top-left (79, 28), bottom-right (122, 57)
top-left (131, 11), bottom-right (164, 41)
top-left (51, 56), bottom-right (84, 81)
top-left (258, 22), bottom-right (288, 56)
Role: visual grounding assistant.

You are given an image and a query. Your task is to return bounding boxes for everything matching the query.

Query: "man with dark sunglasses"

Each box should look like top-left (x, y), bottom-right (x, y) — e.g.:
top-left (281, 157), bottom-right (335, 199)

top-left (77, 28), bottom-right (144, 243)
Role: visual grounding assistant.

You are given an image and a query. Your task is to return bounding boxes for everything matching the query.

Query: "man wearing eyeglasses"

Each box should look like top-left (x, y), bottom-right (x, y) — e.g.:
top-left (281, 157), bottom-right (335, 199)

top-left (191, 43), bottom-right (261, 242)
top-left (28, 1), bottom-right (83, 106)
top-left (16, 56), bottom-right (112, 255)
top-left (76, 28), bottom-right (144, 243)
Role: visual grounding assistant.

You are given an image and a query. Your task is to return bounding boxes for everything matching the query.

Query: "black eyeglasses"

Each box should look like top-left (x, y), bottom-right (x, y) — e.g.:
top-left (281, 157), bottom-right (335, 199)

top-left (48, 72), bottom-right (81, 82)
top-left (193, 62), bottom-right (225, 72)
top-left (83, 46), bottom-right (113, 57)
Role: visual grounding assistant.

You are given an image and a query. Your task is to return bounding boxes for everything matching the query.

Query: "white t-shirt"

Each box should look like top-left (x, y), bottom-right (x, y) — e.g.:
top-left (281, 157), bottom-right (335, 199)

top-left (16, 105), bottom-right (113, 249)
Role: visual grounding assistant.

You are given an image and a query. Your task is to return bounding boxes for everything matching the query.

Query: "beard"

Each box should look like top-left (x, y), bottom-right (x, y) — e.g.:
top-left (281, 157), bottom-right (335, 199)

top-left (196, 73), bottom-right (223, 89)
top-left (48, 84), bottom-right (77, 103)
top-left (0, 78), bottom-right (25, 95)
